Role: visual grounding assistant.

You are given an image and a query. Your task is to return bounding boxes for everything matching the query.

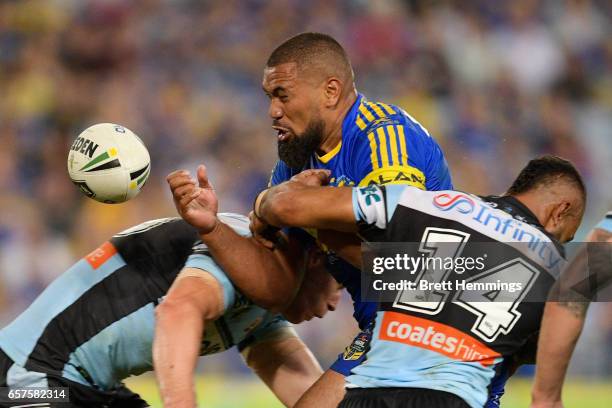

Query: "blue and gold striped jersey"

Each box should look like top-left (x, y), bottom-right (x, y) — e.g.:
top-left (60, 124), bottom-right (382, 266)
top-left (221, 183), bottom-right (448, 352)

top-left (270, 93), bottom-right (453, 329)
top-left (270, 93), bottom-right (452, 191)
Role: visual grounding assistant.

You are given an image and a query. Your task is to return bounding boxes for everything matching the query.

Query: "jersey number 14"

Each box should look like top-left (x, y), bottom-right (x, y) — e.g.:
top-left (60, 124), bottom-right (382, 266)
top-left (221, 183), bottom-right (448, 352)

top-left (393, 227), bottom-right (540, 342)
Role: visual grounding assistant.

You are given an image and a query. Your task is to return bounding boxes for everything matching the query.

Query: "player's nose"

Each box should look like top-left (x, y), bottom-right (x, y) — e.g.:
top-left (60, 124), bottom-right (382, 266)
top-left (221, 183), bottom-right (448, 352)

top-left (268, 100), bottom-right (283, 119)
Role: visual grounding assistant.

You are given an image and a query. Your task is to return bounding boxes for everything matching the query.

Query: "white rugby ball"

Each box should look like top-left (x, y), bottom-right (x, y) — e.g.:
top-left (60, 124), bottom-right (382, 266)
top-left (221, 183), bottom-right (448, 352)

top-left (67, 123), bottom-right (150, 203)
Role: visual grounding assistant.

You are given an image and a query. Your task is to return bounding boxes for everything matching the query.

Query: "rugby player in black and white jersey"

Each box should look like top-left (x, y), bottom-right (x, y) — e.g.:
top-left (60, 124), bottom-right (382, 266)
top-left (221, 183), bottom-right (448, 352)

top-left (0, 213), bottom-right (339, 407)
top-left (171, 155), bottom-right (585, 408)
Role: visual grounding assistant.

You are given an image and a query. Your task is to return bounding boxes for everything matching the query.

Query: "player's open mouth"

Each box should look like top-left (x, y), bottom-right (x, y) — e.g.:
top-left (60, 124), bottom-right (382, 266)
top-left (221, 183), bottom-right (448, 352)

top-left (272, 125), bottom-right (291, 141)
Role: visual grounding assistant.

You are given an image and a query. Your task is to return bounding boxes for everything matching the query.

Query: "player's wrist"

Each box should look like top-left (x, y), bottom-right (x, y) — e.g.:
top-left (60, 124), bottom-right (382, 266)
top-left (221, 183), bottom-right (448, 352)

top-left (531, 389), bottom-right (563, 406)
top-left (198, 216), bottom-right (221, 237)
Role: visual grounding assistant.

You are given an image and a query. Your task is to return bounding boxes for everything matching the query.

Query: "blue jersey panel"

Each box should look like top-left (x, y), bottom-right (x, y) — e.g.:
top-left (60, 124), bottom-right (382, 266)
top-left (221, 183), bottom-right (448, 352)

top-left (185, 253), bottom-right (236, 311)
top-left (0, 254), bottom-right (126, 366)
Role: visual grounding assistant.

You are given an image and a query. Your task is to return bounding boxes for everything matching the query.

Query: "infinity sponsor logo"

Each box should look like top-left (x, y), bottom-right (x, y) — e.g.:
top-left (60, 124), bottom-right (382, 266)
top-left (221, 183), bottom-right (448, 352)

top-left (433, 193), bottom-right (476, 214)
top-left (380, 312), bottom-right (500, 367)
top-left (431, 194), bottom-right (564, 273)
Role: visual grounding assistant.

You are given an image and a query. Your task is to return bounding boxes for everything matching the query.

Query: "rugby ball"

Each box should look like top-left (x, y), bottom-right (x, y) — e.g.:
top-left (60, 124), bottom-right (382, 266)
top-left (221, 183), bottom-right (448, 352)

top-left (67, 123), bottom-right (150, 203)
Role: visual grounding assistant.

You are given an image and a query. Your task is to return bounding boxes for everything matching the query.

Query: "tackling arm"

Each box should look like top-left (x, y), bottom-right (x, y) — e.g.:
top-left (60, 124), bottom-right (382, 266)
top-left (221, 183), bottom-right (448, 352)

top-left (153, 268), bottom-right (225, 408)
top-left (199, 222), bottom-right (305, 311)
top-left (256, 183), bottom-right (357, 232)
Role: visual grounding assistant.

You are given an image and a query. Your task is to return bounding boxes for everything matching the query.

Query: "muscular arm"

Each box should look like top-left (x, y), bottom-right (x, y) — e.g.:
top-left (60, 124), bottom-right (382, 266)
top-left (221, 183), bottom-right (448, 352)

top-left (200, 222), bottom-right (305, 312)
top-left (202, 183), bottom-right (360, 307)
top-left (243, 330), bottom-right (323, 407)
top-left (153, 268), bottom-right (224, 408)
top-left (530, 301), bottom-right (587, 407)
top-left (531, 227), bottom-right (611, 408)
top-left (257, 183), bottom-right (357, 232)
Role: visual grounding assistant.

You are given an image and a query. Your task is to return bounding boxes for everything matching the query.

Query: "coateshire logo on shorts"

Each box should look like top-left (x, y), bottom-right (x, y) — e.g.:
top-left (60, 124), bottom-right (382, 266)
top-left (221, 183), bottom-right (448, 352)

top-left (433, 192), bottom-right (476, 214)
top-left (380, 312), bottom-right (501, 367)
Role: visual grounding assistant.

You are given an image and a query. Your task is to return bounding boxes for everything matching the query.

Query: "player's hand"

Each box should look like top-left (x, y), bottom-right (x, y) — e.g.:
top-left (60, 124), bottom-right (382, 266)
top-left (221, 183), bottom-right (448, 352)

top-left (289, 169), bottom-right (331, 187)
top-left (167, 165), bottom-right (219, 234)
top-left (249, 210), bottom-right (277, 250)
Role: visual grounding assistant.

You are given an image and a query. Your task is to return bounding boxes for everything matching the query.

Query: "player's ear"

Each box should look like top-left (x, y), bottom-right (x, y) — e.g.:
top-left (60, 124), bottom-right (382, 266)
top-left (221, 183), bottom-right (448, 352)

top-left (324, 78), bottom-right (342, 108)
top-left (551, 200), bottom-right (572, 228)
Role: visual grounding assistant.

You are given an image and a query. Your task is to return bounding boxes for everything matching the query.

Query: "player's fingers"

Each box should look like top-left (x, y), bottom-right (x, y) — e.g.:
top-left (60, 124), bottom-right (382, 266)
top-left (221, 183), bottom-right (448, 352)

top-left (170, 179), bottom-right (196, 197)
top-left (166, 170), bottom-right (190, 184)
top-left (253, 234), bottom-right (276, 250)
top-left (292, 169), bottom-right (331, 186)
top-left (312, 169), bottom-right (331, 184)
top-left (168, 174), bottom-right (196, 190)
top-left (172, 184), bottom-right (196, 200)
top-left (197, 165), bottom-right (214, 190)
top-left (179, 188), bottom-right (200, 208)
top-left (250, 213), bottom-right (269, 235)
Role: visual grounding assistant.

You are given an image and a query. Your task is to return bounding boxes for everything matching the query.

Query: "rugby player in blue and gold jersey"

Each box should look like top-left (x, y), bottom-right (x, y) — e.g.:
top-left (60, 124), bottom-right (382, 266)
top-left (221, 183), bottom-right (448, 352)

top-left (170, 32), bottom-right (453, 407)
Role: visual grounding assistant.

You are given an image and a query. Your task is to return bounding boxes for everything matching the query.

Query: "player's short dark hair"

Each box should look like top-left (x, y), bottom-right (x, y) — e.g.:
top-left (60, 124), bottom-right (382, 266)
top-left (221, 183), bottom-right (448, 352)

top-left (267, 32), bottom-right (353, 82)
top-left (507, 155), bottom-right (586, 199)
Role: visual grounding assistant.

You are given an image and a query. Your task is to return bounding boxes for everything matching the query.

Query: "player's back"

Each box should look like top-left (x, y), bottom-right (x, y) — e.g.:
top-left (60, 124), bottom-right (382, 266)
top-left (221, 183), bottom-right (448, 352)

top-left (0, 217), bottom-right (199, 386)
top-left (348, 185), bottom-right (566, 408)
top-left (0, 214), bottom-right (281, 390)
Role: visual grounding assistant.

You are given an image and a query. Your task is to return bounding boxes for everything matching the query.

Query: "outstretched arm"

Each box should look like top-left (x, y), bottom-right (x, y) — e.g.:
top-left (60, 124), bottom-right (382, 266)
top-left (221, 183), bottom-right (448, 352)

top-left (153, 268), bottom-right (225, 408)
top-left (167, 166), bottom-right (306, 311)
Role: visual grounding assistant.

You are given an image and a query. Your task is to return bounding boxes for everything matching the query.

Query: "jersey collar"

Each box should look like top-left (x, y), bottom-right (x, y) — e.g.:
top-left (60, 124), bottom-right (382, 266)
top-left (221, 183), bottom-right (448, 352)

top-left (481, 195), bottom-right (565, 254)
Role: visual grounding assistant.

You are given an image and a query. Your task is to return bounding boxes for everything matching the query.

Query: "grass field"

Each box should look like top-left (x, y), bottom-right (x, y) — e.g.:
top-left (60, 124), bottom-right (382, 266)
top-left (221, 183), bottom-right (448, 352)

top-left (126, 374), bottom-right (612, 407)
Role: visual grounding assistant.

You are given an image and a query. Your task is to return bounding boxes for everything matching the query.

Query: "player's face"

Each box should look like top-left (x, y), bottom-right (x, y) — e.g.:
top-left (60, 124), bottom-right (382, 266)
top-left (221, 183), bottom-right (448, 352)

top-left (282, 248), bottom-right (342, 324)
top-left (263, 63), bottom-right (326, 168)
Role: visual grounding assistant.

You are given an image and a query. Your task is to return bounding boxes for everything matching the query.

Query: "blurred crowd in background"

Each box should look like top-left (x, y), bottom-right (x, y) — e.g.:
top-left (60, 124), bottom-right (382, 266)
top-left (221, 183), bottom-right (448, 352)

top-left (0, 0), bottom-right (610, 379)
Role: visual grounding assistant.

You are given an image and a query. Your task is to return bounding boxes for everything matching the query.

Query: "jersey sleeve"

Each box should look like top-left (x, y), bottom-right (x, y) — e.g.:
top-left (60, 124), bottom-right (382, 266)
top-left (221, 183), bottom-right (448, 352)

top-left (423, 137), bottom-right (453, 191)
top-left (236, 314), bottom-right (294, 352)
top-left (184, 243), bottom-right (236, 312)
top-left (352, 184), bottom-right (410, 238)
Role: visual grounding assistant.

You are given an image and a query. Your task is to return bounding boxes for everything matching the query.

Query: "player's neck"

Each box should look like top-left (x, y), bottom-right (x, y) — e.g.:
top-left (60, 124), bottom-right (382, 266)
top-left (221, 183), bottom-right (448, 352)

top-left (510, 192), bottom-right (553, 229)
top-left (318, 91), bottom-right (358, 155)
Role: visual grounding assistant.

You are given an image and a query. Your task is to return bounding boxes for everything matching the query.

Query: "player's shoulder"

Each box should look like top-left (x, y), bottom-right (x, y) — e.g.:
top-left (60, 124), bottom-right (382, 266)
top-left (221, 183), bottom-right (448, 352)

top-left (346, 96), bottom-right (432, 148)
top-left (348, 97), bottom-right (401, 135)
top-left (111, 217), bottom-right (198, 251)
